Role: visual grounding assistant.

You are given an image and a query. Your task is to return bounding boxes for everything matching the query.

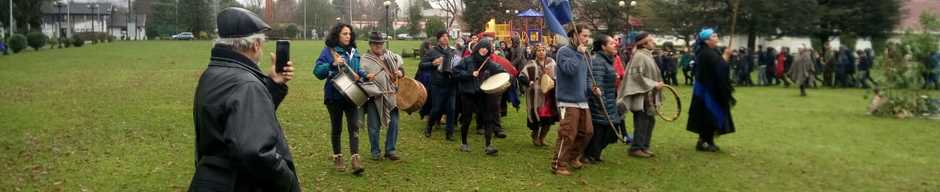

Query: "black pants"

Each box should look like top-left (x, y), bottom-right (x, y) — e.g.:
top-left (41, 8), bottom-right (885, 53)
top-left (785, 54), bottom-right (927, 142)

top-left (630, 111), bottom-right (655, 151)
top-left (427, 84), bottom-right (456, 134)
top-left (682, 69), bottom-right (693, 85)
top-left (327, 100), bottom-right (360, 155)
top-left (858, 70), bottom-right (877, 88)
top-left (584, 122), bottom-right (618, 160)
top-left (460, 93), bottom-right (499, 146)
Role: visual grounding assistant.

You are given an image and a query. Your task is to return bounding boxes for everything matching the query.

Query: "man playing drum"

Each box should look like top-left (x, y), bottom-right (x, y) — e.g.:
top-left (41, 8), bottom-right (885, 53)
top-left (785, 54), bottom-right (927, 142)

top-left (362, 32), bottom-right (405, 161)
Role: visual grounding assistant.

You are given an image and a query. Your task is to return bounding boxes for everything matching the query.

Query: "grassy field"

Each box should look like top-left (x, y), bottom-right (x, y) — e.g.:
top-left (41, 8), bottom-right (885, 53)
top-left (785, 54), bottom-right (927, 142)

top-left (0, 40), bottom-right (938, 191)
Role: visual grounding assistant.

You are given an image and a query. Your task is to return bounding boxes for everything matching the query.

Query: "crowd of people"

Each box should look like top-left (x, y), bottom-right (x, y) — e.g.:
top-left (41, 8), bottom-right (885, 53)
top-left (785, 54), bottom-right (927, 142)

top-left (188, 8), bottom-right (742, 190)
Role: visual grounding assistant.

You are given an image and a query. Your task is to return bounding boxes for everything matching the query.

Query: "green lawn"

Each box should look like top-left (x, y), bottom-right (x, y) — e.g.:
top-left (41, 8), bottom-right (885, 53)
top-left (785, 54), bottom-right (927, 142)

top-left (1, 41), bottom-right (937, 191)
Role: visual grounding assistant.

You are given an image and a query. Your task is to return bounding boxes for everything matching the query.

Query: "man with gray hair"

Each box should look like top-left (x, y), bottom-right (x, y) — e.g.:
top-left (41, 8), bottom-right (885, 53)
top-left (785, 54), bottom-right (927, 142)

top-left (189, 7), bottom-right (300, 191)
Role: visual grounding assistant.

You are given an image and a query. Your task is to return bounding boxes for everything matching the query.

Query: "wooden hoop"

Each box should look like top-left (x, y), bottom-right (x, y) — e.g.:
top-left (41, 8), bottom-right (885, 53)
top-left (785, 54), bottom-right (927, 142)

top-left (656, 85), bottom-right (682, 122)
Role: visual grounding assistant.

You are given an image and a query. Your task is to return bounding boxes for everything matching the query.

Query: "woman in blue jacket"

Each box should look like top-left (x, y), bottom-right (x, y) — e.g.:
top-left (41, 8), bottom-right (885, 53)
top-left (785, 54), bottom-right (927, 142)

top-left (313, 23), bottom-right (367, 174)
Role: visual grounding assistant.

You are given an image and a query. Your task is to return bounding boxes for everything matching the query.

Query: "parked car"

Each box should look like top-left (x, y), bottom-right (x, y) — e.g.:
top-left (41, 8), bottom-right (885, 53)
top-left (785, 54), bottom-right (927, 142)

top-left (172, 32), bottom-right (194, 40)
top-left (396, 34), bottom-right (413, 40)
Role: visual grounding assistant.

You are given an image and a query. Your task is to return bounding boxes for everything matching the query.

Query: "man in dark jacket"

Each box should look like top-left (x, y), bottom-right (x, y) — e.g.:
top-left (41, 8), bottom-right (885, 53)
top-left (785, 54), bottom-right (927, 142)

top-left (420, 31), bottom-right (458, 140)
top-left (190, 8), bottom-right (300, 191)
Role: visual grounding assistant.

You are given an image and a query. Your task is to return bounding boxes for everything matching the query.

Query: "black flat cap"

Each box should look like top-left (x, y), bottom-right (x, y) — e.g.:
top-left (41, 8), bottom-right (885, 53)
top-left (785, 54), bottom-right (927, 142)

top-left (217, 7), bottom-right (271, 38)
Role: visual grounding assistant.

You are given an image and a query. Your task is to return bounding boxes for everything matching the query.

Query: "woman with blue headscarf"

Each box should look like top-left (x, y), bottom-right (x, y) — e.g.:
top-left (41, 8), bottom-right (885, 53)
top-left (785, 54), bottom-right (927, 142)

top-left (687, 28), bottom-right (736, 152)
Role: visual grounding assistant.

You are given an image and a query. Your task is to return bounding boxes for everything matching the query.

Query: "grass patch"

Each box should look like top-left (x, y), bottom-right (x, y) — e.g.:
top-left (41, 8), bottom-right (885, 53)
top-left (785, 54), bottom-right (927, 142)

top-left (0, 41), bottom-right (937, 191)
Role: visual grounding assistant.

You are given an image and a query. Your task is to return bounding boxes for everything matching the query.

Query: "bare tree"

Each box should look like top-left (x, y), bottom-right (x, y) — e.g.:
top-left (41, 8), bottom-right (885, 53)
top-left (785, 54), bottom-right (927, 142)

top-left (430, 0), bottom-right (462, 28)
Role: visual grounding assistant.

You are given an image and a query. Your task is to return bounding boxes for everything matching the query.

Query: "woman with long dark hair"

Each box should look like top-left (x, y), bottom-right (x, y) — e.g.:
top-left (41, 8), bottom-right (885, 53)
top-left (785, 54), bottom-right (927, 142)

top-left (313, 23), bottom-right (366, 174)
top-left (687, 28), bottom-right (736, 152)
top-left (583, 34), bottom-right (622, 163)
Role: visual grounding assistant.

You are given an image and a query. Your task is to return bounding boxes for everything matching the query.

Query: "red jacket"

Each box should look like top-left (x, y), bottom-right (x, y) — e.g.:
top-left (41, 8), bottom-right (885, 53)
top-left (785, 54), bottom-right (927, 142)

top-left (775, 53), bottom-right (786, 77)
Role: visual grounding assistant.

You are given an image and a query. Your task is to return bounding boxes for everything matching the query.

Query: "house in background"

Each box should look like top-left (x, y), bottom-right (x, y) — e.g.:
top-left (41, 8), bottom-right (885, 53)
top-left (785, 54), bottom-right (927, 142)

top-left (40, 2), bottom-right (146, 40)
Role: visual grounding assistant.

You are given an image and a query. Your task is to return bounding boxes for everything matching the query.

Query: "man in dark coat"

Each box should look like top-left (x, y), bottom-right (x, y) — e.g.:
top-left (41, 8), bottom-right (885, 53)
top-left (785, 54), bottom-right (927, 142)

top-left (687, 29), bottom-right (736, 152)
top-left (190, 8), bottom-right (300, 191)
top-left (420, 31), bottom-right (458, 140)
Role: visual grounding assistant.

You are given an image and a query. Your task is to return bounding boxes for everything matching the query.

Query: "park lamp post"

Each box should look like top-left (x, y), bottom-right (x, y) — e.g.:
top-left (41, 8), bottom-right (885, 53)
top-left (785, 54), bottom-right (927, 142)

top-left (87, 4), bottom-right (99, 33)
top-left (618, 0), bottom-right (636, 39)
top-left (384, 0), bottom-right (391, 48)
top-left (55, 1), bottom-right (64, 40)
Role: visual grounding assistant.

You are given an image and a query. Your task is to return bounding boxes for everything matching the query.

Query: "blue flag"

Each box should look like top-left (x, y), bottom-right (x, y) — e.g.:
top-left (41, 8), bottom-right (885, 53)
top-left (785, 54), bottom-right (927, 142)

top-left (541, 0), bottom-right (572, 37)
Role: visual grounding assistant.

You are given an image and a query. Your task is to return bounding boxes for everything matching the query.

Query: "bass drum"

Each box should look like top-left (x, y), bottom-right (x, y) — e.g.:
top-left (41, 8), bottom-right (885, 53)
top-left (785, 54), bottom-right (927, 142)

top-left (396, 77), bottom-right (428, 114)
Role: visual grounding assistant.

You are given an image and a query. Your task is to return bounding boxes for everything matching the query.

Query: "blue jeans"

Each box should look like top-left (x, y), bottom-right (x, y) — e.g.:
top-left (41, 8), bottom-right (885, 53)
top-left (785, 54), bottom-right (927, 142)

top-left (366, 102), bottom-right (399, 158)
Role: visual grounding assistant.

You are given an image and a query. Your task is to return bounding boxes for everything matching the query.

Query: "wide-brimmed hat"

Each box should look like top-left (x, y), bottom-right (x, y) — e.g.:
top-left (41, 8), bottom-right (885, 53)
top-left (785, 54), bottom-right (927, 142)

top-left (368, 31), bottom-right (386, 43)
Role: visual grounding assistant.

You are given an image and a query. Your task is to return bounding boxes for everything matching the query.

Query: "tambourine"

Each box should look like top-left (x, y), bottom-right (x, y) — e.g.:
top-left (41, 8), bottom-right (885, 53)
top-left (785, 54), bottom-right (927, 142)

top-left (656, 85), bottom-right (682, 122)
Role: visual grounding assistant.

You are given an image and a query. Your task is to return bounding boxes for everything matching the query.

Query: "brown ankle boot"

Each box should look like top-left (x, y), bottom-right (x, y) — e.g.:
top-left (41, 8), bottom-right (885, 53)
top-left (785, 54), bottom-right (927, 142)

top-left (537, 126), bottom-right (551, 146)
top-left (332, 154), bottom-right (346, 172)
top-left (350, 154), bottom-right (365, 175)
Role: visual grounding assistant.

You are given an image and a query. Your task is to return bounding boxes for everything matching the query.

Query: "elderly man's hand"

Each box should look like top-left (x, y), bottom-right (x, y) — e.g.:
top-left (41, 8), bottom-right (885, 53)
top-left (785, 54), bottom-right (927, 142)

top-left (270, 52), bottom-right (294, 85)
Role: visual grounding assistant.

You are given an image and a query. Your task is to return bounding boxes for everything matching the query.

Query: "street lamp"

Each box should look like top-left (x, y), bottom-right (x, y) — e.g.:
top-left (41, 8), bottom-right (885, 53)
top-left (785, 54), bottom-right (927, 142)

top-left (55, 1), bottom-right (64, 40)
top-left (384, 0), bottom-right (391, 48)
top-left (619, 0), bottom-right (636, 38)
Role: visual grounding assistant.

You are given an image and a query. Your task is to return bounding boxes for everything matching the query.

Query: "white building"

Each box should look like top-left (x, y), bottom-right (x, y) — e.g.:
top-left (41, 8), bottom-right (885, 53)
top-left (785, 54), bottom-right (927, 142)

top-left (40, 2), bottom-right (146, 40)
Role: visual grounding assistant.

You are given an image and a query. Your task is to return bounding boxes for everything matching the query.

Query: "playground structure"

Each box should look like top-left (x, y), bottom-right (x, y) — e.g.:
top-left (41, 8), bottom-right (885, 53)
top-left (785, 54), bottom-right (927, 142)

top-left (483, 9), bottom-right (557, 46)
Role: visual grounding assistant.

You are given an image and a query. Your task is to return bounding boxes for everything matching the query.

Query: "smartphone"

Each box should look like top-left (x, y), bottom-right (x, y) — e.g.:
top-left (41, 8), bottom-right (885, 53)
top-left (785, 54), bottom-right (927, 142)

top-left (276, 40), bottom-right (290, 73)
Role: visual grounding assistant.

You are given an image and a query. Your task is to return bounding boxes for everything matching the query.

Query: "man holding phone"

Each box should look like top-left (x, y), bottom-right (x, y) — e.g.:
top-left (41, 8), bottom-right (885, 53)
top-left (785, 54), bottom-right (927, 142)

top-left (190, 7), bottom-right (299, 191)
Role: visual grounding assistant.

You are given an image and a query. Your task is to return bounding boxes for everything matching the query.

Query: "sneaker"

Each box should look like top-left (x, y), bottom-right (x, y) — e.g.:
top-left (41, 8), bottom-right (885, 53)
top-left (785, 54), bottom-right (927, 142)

top-left (384, 153), bottom-right (400, 161)
top-left (569, 159), bottom-right (584, 169)
top-left (459, 144), bottom-right (471, 152)
top-left (695, 141), bottom-right (709, 151)
top-left (643, 149), bottom-right (656, 157)
top-left (552, 167), bottom-right (572, 176)
top-left (629, 150), bottom-right (651, 158)
top-left (494, 131), bottom-right (507, 139)
top-left (371, 154), bottom-right (382, 161)
top-left (445, 133), bottom-right (455, 141)
top-left (484, 146), bottom-right (499, 156)
top-left (424, 127), bottom-right (432, 138)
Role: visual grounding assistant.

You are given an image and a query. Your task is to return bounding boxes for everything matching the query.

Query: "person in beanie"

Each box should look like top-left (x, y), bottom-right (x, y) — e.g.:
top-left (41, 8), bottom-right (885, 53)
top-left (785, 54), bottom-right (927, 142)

top-left (687, 28), bottom-right (736, 152)
top-left (551, 26), bottom-right (595, 176)
top-left (190, 7), bottom-right (300, 191)
top-left (453, 38), bottom-right (506, 155)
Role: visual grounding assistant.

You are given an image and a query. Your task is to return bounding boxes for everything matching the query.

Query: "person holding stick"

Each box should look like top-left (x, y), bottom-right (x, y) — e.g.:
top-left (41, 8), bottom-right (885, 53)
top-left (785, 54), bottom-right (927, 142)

top-left (550, 26), bottom-right (595, 176)
top-left (453, 38), bottom-right (505, 155)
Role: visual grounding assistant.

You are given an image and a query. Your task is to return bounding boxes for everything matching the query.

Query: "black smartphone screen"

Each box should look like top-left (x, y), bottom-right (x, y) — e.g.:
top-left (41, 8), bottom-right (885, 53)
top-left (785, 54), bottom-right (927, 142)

top-left (276, 40), bottom-right (290, 73)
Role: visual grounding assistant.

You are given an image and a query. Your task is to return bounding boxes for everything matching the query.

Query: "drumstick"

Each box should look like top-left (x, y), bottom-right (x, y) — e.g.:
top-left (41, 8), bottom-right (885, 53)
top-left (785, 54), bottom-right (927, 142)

top-left (474, 57), bottom-right (492, 75)
top-left (332, 50), bottom-right (360, 80)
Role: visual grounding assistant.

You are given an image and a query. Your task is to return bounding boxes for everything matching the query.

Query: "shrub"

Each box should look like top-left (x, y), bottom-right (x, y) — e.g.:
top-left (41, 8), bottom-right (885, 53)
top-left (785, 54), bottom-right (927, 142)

top-left (9, 34), bottom-right (27, 53)
top-left (48, 38), bottom-right (58, 49)
top-left (71, 37), bottom-right (84, 47)
top-left (26, 32), bottom-right (48, 51)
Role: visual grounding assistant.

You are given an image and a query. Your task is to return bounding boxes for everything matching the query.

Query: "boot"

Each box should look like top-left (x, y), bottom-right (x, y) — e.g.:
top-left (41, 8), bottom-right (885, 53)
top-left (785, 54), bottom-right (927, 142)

top-left (484, 146), bottom-right (499, 156)
top-left (530, 131), bottom-right (539, 146)
top-left (552, 166), bottom-right (572, 176)
top-left (537, 126), bottom-right (551, 146)
top-left (350, 154), bottom-right (365, 175)
top-left (332, 154), bottom-right (346, 172)
top-left (424, 126), bottom-right (432, 138)
top-left (569, 157), bottom-right (584, 169)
